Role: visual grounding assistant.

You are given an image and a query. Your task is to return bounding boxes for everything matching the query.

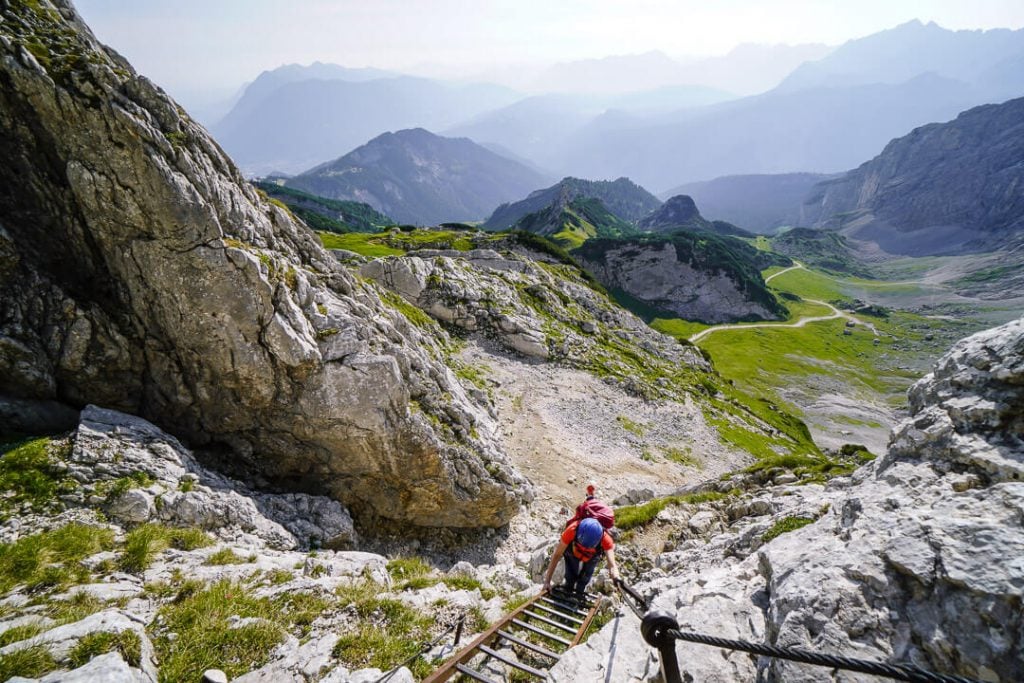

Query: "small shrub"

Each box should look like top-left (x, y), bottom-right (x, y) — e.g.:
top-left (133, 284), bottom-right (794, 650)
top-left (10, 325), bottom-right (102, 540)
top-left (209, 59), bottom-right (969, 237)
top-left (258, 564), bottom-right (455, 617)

top-left (106, 472), bottom-right (154, 502)
top-left (178, 478), bottom-right (194, 493)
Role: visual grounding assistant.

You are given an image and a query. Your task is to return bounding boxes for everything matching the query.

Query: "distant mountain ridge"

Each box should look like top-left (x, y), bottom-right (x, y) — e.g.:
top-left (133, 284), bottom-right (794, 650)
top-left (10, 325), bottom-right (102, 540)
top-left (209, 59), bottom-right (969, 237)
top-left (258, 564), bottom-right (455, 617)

top-left (212, 72), bottom-right (519, 175)
top-left (663, 173), bottom-right (834, 234)
top-left (285, 128), bottom-right (550, 225)
top-left (637, 195), bottom-right (753, 238)
top-left (777, 20), bottom-right (1024, 94)
top-left (801, 96), bottom-right (1024, 256)
top-left (484, 177), bottom-right (661, 231)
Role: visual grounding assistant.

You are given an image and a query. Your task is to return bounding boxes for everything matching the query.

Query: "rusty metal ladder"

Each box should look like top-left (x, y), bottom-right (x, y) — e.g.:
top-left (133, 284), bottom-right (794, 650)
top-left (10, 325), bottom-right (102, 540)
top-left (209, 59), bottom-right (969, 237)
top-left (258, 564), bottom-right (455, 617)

top-left (422, 588), bottom-right (601, 682)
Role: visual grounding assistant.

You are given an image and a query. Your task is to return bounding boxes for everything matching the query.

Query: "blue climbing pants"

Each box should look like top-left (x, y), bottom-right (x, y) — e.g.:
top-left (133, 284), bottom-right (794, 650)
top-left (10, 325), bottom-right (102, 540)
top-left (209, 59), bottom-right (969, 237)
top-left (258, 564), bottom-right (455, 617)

top-left (562, 547), bottom-right (600, 597)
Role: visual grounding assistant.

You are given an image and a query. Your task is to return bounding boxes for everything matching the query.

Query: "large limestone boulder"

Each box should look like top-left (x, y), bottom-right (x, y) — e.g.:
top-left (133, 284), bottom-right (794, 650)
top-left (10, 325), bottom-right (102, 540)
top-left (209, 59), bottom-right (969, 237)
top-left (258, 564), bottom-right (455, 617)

top-left (552, 318), bottom-right (1024, 682)
top-left (0, 1), bottom-right (530, 529)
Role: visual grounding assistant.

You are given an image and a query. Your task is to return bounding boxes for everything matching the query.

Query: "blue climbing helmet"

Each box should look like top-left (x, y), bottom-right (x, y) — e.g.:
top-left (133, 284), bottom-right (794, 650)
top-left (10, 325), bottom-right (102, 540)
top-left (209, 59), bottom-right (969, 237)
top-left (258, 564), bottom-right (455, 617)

top-left (576, 517), bottom-right (604, 548)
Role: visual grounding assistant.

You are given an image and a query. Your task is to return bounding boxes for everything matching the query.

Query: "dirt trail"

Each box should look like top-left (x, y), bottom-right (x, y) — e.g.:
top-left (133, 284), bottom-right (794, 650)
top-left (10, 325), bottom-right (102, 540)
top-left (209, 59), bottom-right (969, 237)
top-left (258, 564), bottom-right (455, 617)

top-left (691, 262), bottom-right (877, 342)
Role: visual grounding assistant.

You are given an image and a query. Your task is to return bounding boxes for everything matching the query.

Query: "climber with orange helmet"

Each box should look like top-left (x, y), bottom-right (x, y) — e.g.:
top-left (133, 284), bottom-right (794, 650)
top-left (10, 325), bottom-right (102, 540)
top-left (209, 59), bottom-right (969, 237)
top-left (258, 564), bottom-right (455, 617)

top-left (542, 515), bottom-right (621, 602)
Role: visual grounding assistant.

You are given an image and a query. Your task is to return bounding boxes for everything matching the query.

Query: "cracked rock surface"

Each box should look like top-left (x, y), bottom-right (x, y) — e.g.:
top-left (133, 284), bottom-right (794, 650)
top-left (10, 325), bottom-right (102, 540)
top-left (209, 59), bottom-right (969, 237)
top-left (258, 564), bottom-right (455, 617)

top-left (0, 0), bottom-right (530, 529)
top-left (552, 318), bottom-right (1024, 682)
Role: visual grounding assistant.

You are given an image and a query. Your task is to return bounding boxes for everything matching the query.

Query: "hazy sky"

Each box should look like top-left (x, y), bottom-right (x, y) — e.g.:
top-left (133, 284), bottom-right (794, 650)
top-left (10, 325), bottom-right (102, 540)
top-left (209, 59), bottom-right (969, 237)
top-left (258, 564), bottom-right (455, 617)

top-left (75, 0), bottom-right (1024, 99)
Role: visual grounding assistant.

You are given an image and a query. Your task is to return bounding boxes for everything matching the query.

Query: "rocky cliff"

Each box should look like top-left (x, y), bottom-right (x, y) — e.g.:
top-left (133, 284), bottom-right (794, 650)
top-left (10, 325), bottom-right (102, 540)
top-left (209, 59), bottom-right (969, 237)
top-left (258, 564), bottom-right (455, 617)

top-left (552, 317), bottom-right (1024, 682)
top-left (574, 235), bottom-right (788, 324)
top-left (802, 96), bottom-right (1024, 256)
top-left (0, 0), bottom-right (530, 529)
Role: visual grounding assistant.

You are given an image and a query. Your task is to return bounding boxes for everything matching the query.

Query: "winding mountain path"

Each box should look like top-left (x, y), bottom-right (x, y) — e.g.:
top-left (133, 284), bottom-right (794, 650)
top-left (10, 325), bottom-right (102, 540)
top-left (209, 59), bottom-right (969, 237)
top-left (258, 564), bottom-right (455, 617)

top-left (689, 262), bottom-right (876, 343)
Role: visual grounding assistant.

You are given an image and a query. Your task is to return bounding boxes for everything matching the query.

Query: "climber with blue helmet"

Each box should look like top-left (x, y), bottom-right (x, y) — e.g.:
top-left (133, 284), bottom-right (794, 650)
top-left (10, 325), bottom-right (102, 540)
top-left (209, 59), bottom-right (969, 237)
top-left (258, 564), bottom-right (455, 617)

top-left (542, 515), bottom-right (620, 602)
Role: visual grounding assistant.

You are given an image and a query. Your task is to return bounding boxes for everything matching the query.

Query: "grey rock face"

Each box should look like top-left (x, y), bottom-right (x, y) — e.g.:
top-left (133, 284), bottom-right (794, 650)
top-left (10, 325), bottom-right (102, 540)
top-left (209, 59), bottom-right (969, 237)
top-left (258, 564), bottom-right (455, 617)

top-left (0, 0), bottom-right (528, 529)
top-left (552, 317), bottom-right (1024, 682)
top-left (577, 242), bottom-right (781, 323)
top-left (804, 97), bottom-right (1024, 256)
top-left (359, 244), bottom-right (711, 402)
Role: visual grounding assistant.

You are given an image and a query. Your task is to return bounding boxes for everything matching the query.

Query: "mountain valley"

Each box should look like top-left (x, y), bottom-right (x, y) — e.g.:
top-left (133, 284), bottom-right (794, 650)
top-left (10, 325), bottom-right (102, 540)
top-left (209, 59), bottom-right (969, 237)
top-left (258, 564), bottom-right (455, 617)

top-left (1, 2), bottom-right (1023, 682)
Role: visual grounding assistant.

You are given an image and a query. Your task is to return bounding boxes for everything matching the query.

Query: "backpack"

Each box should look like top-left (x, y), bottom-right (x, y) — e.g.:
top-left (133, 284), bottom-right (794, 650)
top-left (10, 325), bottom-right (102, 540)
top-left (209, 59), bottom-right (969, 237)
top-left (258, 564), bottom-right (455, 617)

top-left (567, 498), bottom-right (615, 530)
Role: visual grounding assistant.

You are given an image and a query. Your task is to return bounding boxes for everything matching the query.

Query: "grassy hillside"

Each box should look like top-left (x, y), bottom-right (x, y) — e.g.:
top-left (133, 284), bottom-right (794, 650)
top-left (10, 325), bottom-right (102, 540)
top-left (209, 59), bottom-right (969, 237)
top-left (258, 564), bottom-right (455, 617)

top-left (515, 197), bottom-right (635, 248)
top-left (255, 182), bottom-right (394, 233)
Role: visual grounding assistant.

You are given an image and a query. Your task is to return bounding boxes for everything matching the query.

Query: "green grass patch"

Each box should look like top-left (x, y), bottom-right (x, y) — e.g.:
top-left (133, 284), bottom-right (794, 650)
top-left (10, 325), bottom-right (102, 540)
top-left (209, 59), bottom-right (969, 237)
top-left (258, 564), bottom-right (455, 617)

top-left (762, 516), bottom-right (815, 543)
top-left (318, 232), bottom-right (404, 257)
top-left (767, 267), bottom-right (848, 302)
top-left (332, 596), bottom-right (434, 678)
top-left (0, 645), bottom-right (57, 680)
top-left (662, 446), bottom-right (700, 468)
top-left (380, 290), bottom-right (434, 329)
top-left (204, 548), bottom-right (252, 566)
top-left (0, 523), bottom-right (114, 594)
top-left (616, 491), bottom-right (728, 530)
top-left (40, 591), bottom-right (106, 624)
top-left (0, 622), bottom-right (45, 647)
top-left (153, 579), bottom-right (328, 683)
top-left (0, 437), bottom-right (75, 514)
top-left (650, 317), bottom-right (708, 340)
top-left (119, 524), bottom-right (213, 573)
top-left (69, 629), bottom-right (142, 668)
top-left (386, 557), bottom-right (432, 582)
top-left (616, 415), bottom-right (646, 437)
top-left (441, 575), bottom-right (497, 600)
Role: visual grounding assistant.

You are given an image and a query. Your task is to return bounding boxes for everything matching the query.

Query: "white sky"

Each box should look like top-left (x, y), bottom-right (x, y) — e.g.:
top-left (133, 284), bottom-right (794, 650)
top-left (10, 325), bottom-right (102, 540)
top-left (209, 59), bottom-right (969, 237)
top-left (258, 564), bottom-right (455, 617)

top-left (75, 0), bottom-right (1024, 97)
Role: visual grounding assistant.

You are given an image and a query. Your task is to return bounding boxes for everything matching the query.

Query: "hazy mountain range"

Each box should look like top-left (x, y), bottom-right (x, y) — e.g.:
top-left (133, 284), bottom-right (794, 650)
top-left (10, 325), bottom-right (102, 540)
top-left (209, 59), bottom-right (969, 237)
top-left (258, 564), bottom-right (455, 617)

top-left (212, 20), bottom-right (1023, 189)
top-left (664, 173), bottom-right (833, 234)
top-left (284, 128), bottom-right (550, 225)
top-left (212, 76), bottom-right (519, 176)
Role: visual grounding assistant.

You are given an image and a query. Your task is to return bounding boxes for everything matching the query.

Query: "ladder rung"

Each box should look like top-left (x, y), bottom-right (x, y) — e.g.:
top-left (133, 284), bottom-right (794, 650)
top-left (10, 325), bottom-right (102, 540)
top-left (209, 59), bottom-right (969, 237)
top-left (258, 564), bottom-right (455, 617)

top-left (511, 618), bottom-right (572, 646)
top-left (541, 596), bottom-right (589, 617)
top-left (496, 629), bottom-right (560, 660)
top-left (478, 644), bottom-right (548, 678)
top-left (532, 603), bottom-right (584, 625)
top-left (455, 663), bottom-right (500, 683)
top-left (522, 610), bottom-right (578, 634)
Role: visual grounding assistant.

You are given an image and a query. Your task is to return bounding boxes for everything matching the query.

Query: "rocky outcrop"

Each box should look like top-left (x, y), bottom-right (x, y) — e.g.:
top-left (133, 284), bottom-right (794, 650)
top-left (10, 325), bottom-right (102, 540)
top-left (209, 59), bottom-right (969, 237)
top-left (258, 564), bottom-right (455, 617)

top-left (483, 177), bottom-right (661, 231)
top-left (0, 408), bottom-right (523, 682)
top-left (0, 0), bottom-right (529, 529)
top-left (637, 194), bottom-right (753, 238)
top-left (552, 317), bottom-right (1024, 682)
top-left (802, 97), bottom-right (1024, 256)
top-left (574, 235), bottom-right (787, 324)
top-left (358, 242), bottom-right (711, 401)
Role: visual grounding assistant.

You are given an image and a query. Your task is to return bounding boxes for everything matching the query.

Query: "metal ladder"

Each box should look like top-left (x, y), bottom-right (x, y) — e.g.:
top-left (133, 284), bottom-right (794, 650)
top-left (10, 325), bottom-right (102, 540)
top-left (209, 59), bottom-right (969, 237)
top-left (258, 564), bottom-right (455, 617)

top-left (422, 588), bottom-right (601, 682)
